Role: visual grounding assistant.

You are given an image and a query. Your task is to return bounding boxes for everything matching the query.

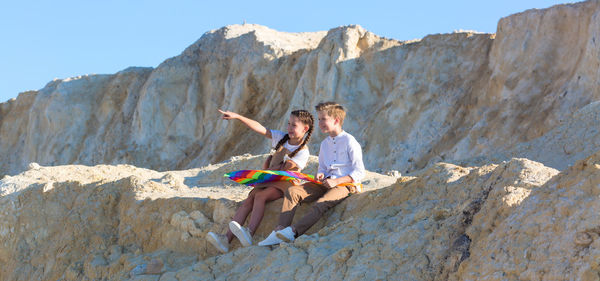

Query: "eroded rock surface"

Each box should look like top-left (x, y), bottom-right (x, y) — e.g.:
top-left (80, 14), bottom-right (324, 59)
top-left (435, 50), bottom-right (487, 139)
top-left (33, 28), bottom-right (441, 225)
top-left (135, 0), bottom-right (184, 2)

top-left (0, 154), bottom-right (395, 280)
top-left (2, 2), bottom-right (600, 177)
top-left (2, 1), bottom-right (600, 280)
top-left (5, 149), bottom-right (600, 280)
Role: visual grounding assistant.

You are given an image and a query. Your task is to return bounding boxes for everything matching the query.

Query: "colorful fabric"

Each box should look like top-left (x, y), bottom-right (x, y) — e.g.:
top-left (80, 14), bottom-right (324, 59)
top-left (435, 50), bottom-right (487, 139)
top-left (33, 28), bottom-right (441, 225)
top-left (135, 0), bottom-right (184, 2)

top-left (223, 169), bottom-right (363, 192)
top-left (224, 170), bottom-right (320, 186)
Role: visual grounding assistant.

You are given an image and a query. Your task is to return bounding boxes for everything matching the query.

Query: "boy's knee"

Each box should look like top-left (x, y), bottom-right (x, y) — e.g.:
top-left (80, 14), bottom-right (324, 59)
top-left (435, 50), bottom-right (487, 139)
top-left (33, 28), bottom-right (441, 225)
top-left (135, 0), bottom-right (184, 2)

top-left (285, 185), bottom-right (304, 202)
top-left (312, 201), bottom-right (334, 215)
top-left (286, 185), bottom-right (302, 196)
top-left (314, 195), bottom-right (346, 214)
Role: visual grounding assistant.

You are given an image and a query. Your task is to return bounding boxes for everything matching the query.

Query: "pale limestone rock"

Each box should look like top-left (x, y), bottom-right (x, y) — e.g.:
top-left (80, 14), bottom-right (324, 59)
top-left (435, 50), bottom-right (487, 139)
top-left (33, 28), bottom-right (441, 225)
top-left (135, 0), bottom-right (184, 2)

top-left (170, 211), bottom-right (204, 238)
top-left (0, 153), bottom-right (395, 280)
top-left (451, 151), bottom-right (600, 280)
top-left (146, 259), bottom-right (165, 275)
top-left (0, 1), bottom-right (600, 280)
top-left (3, 148), bottom-right (600, 280)
top-left (189, 210), bottom-right (209, 225)
top-left (164, 157), bottom-right (562, 281)
top-left (1, 2), bottom-right (599, 178)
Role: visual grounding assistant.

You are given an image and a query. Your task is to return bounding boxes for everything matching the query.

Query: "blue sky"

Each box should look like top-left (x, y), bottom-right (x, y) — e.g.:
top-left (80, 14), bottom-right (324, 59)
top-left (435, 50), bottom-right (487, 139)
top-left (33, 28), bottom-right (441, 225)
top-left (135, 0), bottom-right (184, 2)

top-left (0, 0), bottom-right (573, 103)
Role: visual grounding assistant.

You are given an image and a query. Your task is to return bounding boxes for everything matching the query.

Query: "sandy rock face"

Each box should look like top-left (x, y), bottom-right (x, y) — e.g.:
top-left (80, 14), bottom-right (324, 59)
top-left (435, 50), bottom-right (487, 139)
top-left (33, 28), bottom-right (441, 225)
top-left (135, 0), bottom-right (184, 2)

top-left (0, 68), bottom-right (152, 176)
top-left (2, 2), bottom-right (600, 177)
top-left (453, 152), bottom-right (600, 280)
top-left (452, 0), bottom-right (600, 168)
top-left (3, 1), bottom-right (600, 280)
top-left (0, 154), bottom-right (395, 280)
top-left (164, 158), bottom-right (562, 281)
top-left (4, 150), bottom-right (600, 280)
top-left (163, 153), bottom-right (600, 281)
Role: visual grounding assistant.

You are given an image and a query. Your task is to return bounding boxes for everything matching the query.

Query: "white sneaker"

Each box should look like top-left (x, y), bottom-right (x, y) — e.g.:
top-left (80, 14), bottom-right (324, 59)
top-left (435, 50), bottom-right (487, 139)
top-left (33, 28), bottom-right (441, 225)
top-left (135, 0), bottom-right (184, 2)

top-left (276, 227), bottom-right (296, 243)
top-left (258, 230), bottom-right (283, 246)
top-left (229, 221), bottom-right (253, 247)
top-left (207, 232), bottom-right (229, 253)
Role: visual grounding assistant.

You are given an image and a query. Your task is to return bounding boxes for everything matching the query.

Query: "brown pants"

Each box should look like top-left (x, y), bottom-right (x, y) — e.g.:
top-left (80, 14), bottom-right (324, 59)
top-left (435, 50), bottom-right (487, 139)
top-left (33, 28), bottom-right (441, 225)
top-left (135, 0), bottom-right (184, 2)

top-left (278, 182), bottom-right (350, 236)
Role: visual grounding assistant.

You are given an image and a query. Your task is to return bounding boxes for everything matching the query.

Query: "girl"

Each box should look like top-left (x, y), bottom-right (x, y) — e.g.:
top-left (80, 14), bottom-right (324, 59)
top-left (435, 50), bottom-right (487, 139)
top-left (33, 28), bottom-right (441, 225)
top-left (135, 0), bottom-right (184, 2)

top-left (207, 109), bottom-right (314, 253)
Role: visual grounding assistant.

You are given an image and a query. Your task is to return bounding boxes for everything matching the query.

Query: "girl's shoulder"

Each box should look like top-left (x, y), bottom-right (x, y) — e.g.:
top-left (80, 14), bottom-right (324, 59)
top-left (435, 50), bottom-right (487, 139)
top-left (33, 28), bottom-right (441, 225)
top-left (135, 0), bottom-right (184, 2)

top-left (298, 145), bottom-right (310, 151)
top-left (270, 129), bottom-right (287, 147)
top-left (294, 146), bottom-right (310, 156)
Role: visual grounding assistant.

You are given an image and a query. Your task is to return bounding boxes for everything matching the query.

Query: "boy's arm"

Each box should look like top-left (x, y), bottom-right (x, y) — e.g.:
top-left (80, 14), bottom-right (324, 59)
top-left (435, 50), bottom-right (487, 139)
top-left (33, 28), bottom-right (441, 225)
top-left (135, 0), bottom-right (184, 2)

top-left (322, 175), bottom-right (353, 188)
top-left (346, 139), bottom-right (366, 183)
top-left (219, 109), bottom-right (272, 138)
top-left (317, 142), bottom-right (327, 181)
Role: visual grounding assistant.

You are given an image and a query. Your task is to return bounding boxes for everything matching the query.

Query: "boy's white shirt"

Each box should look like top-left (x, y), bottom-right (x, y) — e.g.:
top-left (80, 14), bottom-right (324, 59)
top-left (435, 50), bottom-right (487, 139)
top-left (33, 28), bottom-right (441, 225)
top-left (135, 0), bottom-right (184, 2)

top-left (318, 130), bottom-right (365, 183)
top-left (270, 129), bottom-right (310, 170)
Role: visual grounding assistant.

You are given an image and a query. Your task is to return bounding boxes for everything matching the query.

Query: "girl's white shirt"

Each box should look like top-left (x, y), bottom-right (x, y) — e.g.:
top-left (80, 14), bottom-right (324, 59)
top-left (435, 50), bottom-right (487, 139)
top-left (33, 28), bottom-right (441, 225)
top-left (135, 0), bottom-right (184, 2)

top-left (270, 129), bottom-right (310, 170)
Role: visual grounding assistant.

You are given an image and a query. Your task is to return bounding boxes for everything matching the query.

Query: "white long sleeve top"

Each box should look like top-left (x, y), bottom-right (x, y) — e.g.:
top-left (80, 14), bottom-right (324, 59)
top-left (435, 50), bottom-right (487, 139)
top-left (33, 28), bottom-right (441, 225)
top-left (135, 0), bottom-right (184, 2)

top-left (317, 131), bottom-right (365, 182)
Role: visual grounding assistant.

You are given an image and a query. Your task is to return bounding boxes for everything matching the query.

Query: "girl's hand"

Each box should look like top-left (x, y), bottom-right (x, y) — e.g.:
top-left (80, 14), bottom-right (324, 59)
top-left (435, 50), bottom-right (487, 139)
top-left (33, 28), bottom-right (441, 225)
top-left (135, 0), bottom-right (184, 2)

top-left (218, 109), bottom-right (240, 120)
top-left (218, 109), bottom-right (270, 137)
top-left (262, 155), bottom-right (273, 169)
top-left (316, 173), bottom-right (325, 181)
top-left (282, 160), bottom-right (299, 171)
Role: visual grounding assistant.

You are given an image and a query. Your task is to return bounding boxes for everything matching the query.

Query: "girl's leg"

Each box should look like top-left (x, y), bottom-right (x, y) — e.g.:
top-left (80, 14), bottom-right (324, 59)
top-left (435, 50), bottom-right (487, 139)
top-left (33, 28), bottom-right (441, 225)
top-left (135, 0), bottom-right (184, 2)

top-left (247, 186), bottom-right (284, 235)
top-left (226, 188), bottom-right (258, 242)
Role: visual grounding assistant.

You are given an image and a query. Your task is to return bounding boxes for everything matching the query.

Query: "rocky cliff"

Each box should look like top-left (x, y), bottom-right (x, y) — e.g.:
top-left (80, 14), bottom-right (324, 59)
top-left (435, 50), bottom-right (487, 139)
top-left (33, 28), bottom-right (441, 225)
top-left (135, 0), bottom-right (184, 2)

top-left (2, 1), bottom-right (600, 177)
top-left (4, 150), bottom-right (600, 280)
top-left (2, 0), bottom-right (600, 280)
top-left (0, 155), bottom-right (397, 280)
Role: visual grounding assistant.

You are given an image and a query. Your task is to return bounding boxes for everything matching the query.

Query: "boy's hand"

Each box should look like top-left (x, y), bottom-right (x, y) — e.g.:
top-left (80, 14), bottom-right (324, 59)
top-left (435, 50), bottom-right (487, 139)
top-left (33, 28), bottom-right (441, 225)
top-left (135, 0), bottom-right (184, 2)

top-left (322, 175), bottom-right (353, 188)
top-left (218, 109), bottom-right (240, 120)
top-left (322, 178), bottom-right (338, 188)
top-left (316, 173), bottom-right (325, 181)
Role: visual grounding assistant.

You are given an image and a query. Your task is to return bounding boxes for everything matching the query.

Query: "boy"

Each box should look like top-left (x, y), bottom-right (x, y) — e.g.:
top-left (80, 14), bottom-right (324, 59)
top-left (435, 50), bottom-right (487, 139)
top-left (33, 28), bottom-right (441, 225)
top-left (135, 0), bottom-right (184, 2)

top-left (259, 102), bottom-right (365, 245)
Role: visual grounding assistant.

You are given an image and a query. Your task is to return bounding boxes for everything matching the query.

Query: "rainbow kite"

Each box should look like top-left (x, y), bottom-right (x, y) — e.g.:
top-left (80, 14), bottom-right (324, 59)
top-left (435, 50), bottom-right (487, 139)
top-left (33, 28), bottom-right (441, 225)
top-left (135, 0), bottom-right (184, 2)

top-left (224, 170), bottom-right (320, 186)
top-left (224, 170), bottom-right (364, 192)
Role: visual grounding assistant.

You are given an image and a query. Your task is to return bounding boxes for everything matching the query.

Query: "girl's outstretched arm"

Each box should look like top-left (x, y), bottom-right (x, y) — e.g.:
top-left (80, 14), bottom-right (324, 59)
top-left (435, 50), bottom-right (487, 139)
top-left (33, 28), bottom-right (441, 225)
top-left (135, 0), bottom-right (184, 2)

top-left (219, 109), bottom-right (272, 138)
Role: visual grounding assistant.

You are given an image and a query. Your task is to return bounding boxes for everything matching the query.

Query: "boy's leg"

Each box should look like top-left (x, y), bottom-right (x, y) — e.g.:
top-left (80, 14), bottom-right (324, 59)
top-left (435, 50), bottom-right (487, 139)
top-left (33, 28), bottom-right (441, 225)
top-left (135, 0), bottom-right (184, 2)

top-left (292, 185), bottom-right (350, 236)
top-left (277, 182), bottom-right (326, 228)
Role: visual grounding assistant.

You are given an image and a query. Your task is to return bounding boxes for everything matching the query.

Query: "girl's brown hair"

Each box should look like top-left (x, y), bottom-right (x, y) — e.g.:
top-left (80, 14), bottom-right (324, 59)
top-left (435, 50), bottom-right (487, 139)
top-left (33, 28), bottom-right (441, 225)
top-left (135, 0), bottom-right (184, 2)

top-left (274, 109), bottom-right (314, 158)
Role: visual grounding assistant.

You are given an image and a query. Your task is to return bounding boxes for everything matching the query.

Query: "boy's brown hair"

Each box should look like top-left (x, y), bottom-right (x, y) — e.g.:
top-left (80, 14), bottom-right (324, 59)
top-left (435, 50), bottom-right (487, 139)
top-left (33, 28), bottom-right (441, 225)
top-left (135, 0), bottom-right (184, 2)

top-left (315, 102), bottom-right (346, 126)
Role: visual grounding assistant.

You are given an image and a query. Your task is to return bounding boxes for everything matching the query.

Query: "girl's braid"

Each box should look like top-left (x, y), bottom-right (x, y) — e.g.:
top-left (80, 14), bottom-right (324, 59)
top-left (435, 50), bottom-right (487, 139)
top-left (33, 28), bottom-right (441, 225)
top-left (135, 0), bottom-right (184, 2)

top-left (274, 134), bottom-right (290, 152)
top-left (288, 110), bottom-right (314, 158)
